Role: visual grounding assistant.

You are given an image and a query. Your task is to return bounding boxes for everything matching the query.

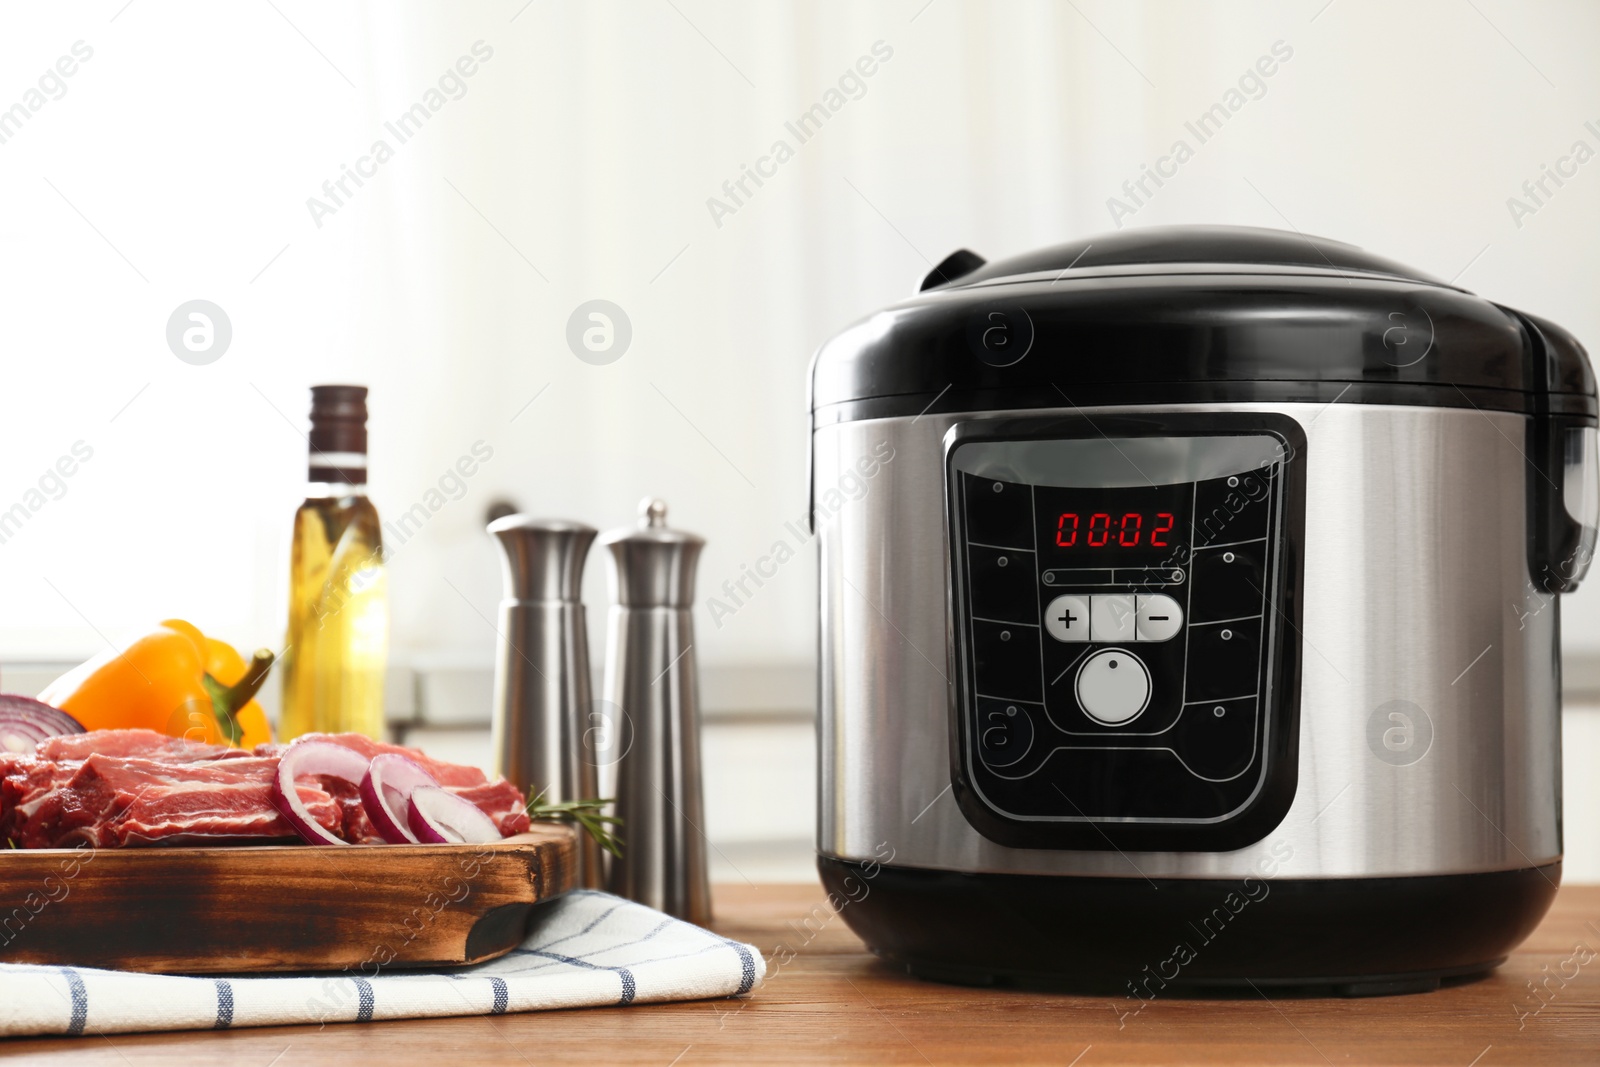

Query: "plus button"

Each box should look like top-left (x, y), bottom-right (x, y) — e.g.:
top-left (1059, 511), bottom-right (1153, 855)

top-left (1044, 595), bottom-right (1090, 643)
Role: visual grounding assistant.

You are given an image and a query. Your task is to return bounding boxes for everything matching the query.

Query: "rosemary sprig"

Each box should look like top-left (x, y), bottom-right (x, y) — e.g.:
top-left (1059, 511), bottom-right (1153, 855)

top-left (524, 793), bottom-right (623, 859)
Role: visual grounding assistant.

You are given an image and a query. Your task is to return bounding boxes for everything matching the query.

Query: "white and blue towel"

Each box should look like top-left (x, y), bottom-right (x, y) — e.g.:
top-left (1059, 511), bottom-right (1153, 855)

top-left (0, 890), bottom-right (764, 1038)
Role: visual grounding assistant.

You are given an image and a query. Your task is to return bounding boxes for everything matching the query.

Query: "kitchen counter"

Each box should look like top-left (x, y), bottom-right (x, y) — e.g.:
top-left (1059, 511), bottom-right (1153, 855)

top-left (7, 883), bottom-right (1599, 1065)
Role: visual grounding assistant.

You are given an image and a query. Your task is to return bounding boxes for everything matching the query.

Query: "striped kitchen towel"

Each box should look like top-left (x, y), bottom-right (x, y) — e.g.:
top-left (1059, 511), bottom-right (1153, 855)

top-left (0, 890), bottom-right (764, 1038)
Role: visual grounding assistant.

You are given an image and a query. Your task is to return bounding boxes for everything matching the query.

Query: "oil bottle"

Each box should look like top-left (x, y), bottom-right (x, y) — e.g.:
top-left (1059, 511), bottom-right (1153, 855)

top-left (279, 385), bottom-right (388, 740)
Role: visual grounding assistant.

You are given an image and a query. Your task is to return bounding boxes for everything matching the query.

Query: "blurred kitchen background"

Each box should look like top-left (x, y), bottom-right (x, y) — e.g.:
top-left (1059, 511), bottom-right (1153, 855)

top-left (2, 0), bottom-right (1599, 880)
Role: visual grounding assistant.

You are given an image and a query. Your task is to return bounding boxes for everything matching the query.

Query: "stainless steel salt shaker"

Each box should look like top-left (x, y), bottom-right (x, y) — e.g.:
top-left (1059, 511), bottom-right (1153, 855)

top-left (599, 498), bottom-right (711, 924)
top-left (487, 516), bottom-right (602, 887)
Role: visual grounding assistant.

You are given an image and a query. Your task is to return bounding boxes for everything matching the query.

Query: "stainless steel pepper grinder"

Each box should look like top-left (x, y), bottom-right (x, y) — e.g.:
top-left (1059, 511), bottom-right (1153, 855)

top-left (487, 516), bottom-right (602, 887)
top-left (599, 498), bottom-right (711, 924)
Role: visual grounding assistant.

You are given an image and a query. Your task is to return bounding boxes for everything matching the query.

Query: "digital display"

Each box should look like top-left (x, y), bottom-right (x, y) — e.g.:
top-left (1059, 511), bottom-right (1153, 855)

top-left (1055, 511), bottom-right (1176, 549)
top-left (1035, 483), bottom-right (1192, 566)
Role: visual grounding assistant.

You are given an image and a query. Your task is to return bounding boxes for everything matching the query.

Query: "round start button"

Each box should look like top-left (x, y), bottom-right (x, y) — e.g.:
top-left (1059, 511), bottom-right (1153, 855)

top-left (1075, 649), bottom-right (1151, 726)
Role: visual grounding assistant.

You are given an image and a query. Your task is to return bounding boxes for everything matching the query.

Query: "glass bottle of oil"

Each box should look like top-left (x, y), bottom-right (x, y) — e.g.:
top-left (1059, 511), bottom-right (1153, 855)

top-left (279, 385), bottom-right (388, 740)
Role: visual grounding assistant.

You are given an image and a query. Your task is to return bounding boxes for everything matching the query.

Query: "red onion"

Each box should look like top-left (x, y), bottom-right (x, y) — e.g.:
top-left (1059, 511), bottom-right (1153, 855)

top-left (269, 739), bottom-right (370, 845)
top-left (359, 753), bottom-right (438, 844)
top-left (407, 786), bottom-right (504, 844)
top-left (0, 694), bottom-right (85, 754)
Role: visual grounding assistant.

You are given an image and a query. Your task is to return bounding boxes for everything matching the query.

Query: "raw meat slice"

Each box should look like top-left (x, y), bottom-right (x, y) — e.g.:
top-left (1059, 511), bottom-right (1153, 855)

top-left (38, 729), bottom-right (254, 763)
top-left (8, 755), bottom-right (342, 849)
top-left (3, 730), bottom-right (529, 849)
top-left (6, 732), bottom-right (259, 843)
top-left (304, 734), bottom-right (530, 834)
top-left (450, 780), bottom-right (532, 836)
top-left (0, 752), bottom-right (41, 841)
top-left (1, 755), bottom-right (77, 844)
top-left (316, 774), bottom-right (386, 845)
top-left (298, 733), bottom-right (490, 788)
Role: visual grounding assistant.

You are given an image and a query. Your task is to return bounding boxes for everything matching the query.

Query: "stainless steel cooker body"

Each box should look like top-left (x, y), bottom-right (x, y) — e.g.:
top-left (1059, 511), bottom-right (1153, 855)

top-left (815, 401), bottom-right (1561, 881)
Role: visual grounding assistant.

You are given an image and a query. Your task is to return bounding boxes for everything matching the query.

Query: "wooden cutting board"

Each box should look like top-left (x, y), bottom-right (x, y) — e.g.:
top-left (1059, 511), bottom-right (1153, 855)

top-left (0, 824), bottom-right (577, 974)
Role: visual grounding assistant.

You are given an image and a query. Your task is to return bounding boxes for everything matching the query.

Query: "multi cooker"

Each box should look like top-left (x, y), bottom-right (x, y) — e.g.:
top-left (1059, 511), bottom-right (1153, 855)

top-left (809, 225), bottom-right (1598, 993)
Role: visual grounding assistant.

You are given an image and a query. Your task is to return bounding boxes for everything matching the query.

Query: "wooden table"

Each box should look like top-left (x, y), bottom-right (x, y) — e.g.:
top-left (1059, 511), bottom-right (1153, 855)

top-left (7, 884), bottom-right (1600, 1065)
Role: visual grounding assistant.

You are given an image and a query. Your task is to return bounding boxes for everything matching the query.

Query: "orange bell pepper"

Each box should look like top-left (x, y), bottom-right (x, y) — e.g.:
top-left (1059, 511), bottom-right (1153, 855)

top-left (37, 620), bottom-right (274, 749)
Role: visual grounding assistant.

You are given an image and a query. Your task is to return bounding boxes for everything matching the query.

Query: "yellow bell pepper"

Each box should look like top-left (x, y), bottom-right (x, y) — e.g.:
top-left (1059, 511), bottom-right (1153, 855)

top-left (37, 620), bottom-right (274, 749)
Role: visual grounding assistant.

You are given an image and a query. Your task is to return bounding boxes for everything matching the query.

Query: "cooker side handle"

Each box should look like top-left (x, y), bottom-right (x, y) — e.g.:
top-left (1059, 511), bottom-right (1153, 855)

top-left (1515, 310), bottom-right (1599, 593)
top-left (1528, 414), bottom-right (1597, 593)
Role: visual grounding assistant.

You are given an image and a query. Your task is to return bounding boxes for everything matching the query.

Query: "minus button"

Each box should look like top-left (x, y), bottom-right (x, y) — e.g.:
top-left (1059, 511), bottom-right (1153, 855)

top-left (1134, 594), bottom-right (1183, 643)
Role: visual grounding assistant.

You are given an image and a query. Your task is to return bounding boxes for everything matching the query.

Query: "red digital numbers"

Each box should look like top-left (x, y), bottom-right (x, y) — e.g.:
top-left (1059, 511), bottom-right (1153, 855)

top-left (1151, 512), bottom-right (1175, 548)
top-left (1118, 513), bottom-right (1142, 547)
top-left (1055, 512), bottom-right (1079, 547)
top-left (1053, 512), bottom-right (1178, 550)
top-left (1088, 513), bottom-right (1111, 547)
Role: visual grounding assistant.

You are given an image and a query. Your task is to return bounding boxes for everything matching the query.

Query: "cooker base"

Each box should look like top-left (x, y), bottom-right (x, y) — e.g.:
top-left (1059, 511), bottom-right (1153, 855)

top-left (817, 856), bottom-right (1559, 996)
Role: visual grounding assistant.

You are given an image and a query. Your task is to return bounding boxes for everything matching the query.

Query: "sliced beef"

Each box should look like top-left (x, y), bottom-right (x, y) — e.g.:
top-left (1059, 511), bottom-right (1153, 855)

top-left (316, 774), bottom-right (385, 845)
top-left (297, 732), bottom-right (490, 788)
top-left (9, 755), bottom-right (342, 849)
top-left (38, 729), bottom-right (254, 763)
top-left (306, 734), bottom-right (530, 833)
top-left (4, 730), bottom-right (528, 848)
top-left (0, 753), bottom-right (36, 842)
top-left (1, 755), bottom-right (77, 844)
top-left (450, 780), bottom-right (533, 836)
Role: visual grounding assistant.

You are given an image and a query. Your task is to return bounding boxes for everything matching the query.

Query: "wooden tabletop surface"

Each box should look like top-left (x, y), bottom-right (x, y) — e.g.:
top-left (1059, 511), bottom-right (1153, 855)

top-left (7, 882), bottom-right (1599, 1065)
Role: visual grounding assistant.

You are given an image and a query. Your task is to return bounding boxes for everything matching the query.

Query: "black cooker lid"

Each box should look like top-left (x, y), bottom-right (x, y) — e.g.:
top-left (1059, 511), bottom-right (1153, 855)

top-left (811, 225), bottom-right (1595, 422)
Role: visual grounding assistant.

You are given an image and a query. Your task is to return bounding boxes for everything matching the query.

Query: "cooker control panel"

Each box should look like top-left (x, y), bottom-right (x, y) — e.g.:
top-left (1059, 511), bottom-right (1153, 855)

top-left (945, 414), bottom-right (1306, 851)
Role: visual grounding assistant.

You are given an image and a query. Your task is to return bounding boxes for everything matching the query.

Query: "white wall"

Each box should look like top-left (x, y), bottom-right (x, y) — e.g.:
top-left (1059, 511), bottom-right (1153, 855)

top-left (3, 0), bottom-right (1600, 666)
top-left (3, 1), bottom-right (1600, 878)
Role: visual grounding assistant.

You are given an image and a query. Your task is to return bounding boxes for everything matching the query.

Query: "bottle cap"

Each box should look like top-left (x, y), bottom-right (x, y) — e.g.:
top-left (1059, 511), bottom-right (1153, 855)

top-left (598, 498), bottom-right (705, 608)
top-left (308, 385), bottom-right (368, 483)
